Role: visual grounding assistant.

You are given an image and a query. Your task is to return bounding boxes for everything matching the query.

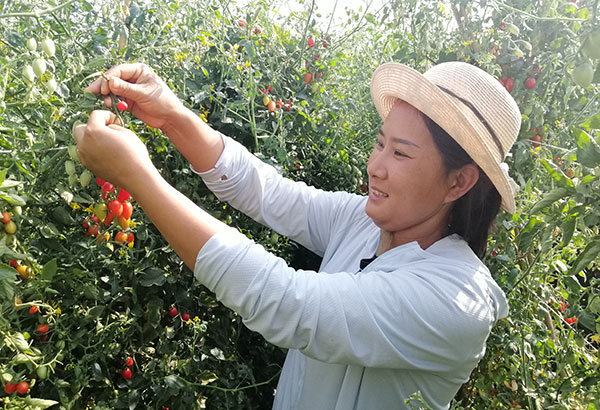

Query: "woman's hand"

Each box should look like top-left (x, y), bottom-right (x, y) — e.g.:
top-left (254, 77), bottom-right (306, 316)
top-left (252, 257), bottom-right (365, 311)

top-left (72, 110), bottom-right (158, 193)
top-left (85, 63), bottom-right (185, 130)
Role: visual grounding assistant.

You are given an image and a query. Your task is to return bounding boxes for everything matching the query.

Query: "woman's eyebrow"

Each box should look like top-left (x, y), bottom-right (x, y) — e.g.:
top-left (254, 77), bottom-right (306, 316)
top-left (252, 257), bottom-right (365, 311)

top-left (378, 129), bottom-right (420, 148)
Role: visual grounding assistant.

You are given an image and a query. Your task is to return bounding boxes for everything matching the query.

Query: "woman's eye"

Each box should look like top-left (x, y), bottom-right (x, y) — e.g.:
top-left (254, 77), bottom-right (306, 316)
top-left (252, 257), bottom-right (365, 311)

top-left (394, 151), bottom-right (406, 157)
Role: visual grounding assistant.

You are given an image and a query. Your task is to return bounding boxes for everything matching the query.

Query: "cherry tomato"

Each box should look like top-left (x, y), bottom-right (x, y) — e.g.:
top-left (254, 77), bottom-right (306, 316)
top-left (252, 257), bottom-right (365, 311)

top-left (182, 313), bottom-right (190, 321)
top-left (168, 307), bottom-right (178, 318)
top-left (122, 368), bottom-right (132, 380)
top-left (16, 381), bottom-right (29, 394)
top-left (304, 72), bottom-right (313, 84)
top-left (115, 231), bottom-right (128, 243)
top-left (8, 260), bottom-right (18, 267)
top-left (88, 225), bottom-right (99, 237)
top-left (29, 306), bottom-right (39, 314)
top-left (103, 211), bottom-right (115, 226)
top-left (121, 202), bottom-right (133, 220)
top-left (108, 200), bottom-right (123, 216)
top-left (4, 220), bottom-right (17, 234)
top-left (125, 356), bottom-right (134, 367)
top-left (4, 383), bottom-right (17, 394)
top-left (117, 216), bottom-right (130, 230)
top-left (1, 211), bottom-right (10, 224)
top-left (267, 100), bottom-right (276, 112)
top-left (117, 101), bottom-right (128, 111)
top-left (96, 177), bottom-right (106, 187)
top-left (101, 182), bottom-right (115, 201)
top-left (126, 233), bottom-right (135, 243)
top-left (117, 188), bottom-right (131, 202)
top-left (16, 265), bottom-right (29, 280)
top-left (37, 324), bottom-right (49, 334)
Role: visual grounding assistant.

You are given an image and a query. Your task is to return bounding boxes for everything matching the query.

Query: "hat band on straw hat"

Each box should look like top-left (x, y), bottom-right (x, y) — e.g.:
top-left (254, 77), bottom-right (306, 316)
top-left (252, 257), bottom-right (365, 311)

top-left (437, 85), bottom-right (505, 161)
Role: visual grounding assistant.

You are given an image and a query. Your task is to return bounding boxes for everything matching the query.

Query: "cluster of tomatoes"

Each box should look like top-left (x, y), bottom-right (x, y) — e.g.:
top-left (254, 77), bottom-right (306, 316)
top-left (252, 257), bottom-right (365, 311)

top-left (550, 298), bottom-right (578, 325)
top-left (3, 380), bottom-right (30, 395)
top-left (260, 87), bottom-right (294, 113)
top-left (1, 210), bottom-right (17, 235)
top-left (82, 177), bottom-right (135, 246)
top-left (121, 356), bottom-right (134, 380)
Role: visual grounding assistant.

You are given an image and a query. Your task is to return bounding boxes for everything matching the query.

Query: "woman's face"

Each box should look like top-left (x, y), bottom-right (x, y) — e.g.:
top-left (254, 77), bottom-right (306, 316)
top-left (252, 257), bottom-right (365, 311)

top-left (365, 101), bottom-right (457, 247)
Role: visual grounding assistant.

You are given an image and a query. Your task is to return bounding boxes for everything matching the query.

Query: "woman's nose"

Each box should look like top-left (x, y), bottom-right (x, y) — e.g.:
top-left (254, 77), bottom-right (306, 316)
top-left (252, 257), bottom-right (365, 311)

top-left (367, 150), bottom-right (387, 179)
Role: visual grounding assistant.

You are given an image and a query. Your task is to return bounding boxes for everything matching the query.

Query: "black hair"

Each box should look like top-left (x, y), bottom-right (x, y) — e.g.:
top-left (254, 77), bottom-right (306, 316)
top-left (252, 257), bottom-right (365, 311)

top-left (423, 115), bottom-right (502, 259)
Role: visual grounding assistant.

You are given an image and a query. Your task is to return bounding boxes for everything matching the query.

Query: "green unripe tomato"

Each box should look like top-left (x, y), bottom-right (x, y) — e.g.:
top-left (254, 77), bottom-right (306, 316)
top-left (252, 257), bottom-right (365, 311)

top-left (26, 38), bottom-right (37, 51)
top-left (68, 174), bottom-right (78, 186)
top-left (65, 160), bottom-right (76, 176)
top-left (41, 39), bottom-right (56, 57)
top-left (67, 145), bottom-right (80, 162)
top-left (33, 58), bottom-right (47, 77)
top-left (507, 23), bottom-right (520, 36)
top-left (79, 170), bottom-right (93, 187)
top-left (36, 365), bottom-right (48, 379)
top-left (94, 203), bottom-right (108, 221)
top-left (45, 78), bottom-right (58, 93)
top-left (22, 65), bottom-right (35, 83)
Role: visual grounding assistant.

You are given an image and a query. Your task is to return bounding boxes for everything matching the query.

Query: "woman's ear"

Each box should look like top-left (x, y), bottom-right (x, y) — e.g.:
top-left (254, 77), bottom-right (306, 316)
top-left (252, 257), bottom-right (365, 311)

top-left (444, 164), bottom-right (480, 203)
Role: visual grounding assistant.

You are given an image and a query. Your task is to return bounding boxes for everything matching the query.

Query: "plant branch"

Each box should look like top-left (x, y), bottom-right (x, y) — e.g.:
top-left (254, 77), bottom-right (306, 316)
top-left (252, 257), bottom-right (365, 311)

top-left (0, 0), bottom-right (77, 19)
top-left (493, 0), bottom-right (589, 22)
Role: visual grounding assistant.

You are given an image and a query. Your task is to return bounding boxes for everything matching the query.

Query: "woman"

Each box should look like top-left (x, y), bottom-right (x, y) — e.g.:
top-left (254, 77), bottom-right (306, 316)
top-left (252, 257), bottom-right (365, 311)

top-left (74, 61), bottom-right (521, 410)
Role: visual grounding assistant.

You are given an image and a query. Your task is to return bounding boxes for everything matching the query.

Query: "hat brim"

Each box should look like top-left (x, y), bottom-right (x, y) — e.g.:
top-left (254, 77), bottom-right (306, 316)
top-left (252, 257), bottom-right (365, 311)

top-left (370, 63), bottom-right (516, 213)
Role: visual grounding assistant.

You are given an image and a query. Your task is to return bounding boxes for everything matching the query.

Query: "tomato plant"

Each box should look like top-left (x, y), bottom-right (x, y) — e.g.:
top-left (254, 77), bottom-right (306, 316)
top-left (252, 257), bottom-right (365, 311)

top-left (0, 0), bottom-right (598, 409)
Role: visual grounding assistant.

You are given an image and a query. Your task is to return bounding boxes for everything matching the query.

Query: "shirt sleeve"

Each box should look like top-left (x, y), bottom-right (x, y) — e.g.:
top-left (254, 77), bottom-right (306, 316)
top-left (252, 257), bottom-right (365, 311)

top-left (195, 227), bottom-right (498, 379)
top-left (193, 134), bottom-right (364, 257)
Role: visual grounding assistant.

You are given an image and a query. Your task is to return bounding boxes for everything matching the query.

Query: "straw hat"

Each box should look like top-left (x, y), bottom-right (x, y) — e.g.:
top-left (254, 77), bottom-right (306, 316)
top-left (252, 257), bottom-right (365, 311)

top-left (370, 62), bottom-right (521, 213)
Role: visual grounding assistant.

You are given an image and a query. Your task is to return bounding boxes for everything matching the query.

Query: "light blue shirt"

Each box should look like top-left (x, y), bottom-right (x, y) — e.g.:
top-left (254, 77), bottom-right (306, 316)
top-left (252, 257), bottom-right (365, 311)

top-left (193, 135), bottom-right (509, 410)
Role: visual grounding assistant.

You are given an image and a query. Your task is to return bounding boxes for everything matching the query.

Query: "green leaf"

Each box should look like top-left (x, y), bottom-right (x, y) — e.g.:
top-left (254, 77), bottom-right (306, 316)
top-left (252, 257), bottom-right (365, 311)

top-left (164, 374), bottom-right (186, 391)
top-left (562, 276), bottom-right (581, 293)
top-left (539, 159), bottom-right (574, 188)
top-left (87, 306), bottom-right (104, 318)
top-left (139, 268), bottom-right (167, 287)
top-left (145, 297), bottom-right (164, 327)
top-left (0, 192), bottom-right (27, 206)
top-left (568, 239), bottom-right (600, 276)
top-left (23, 397), bottom-right (59, 409)
top-left (560, 216), bottom-right (576, 248)
top-left (128, 389), bottom-right (140, 410)
top-left (40, 259), bottom-right (57, 281)
top-left (0, 264), bottom-right (16, 300)
top-left (0, 169), bottom-right (6, 186)
top-left (530, 187), bottom-right (570, 214)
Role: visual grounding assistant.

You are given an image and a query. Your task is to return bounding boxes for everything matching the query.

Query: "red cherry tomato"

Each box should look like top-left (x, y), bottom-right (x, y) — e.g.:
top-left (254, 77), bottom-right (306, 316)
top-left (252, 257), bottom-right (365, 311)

top-left (1, 211), bottom-right (11, 224)
top-left (16, 381), bottom-right (29, 394)
top-left (103, 211), bottom-right (115, 226)
top-left (525, 77), bottom-right (536, 89)
top-left (121, 202), bottom-right (133, 220)
top-left (117, 188), bottom-right (131, 202)
top-left (29, 306), bottom-right (39, 314)
top-left (96, 177), bottom-right (106, 187)
top-left (122, 368), bottom-right (132, 380)
top-left (4, 383), bottom-right (17, 394)
top-left (37, 324), bottom-right (49, 334)
top-left (8, 259), bottom-right (18, 267)
top-left (125, 356), bottom-right (134, 367)
top-left (169, 307), bottom-right (178, 318)
top-left (115, 231), bottom-right (128, 242)
top-left (127, 233), bottom-right (135, 243)
top-left (117, 101), bottom-right (128, 111)
top-left (101, 182), bottom-right (115, 201)
top-left (182, 313), bottom-right (190, 321)
top-left (108, 200), bottom-right (123, 216)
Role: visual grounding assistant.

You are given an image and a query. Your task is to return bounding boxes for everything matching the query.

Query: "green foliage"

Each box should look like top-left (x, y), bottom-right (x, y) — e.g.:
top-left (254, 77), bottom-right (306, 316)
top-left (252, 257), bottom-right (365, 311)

top-left (0, 0), bottom-right (599, 409)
